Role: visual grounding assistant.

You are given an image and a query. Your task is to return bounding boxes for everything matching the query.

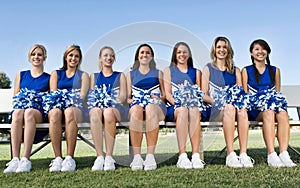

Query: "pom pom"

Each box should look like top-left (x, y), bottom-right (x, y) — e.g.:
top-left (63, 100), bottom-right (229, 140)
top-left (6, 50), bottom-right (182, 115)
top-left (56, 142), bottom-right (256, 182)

top-left (87, 85), bottom-right (120, 109)
top-left (173, 80), bottom-right (206, 111)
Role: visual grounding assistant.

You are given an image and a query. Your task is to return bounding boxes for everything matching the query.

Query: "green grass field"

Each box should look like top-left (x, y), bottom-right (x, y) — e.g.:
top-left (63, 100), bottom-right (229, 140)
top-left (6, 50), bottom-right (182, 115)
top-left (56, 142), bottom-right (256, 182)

top-left (1, 128), bottom-right (300, 187)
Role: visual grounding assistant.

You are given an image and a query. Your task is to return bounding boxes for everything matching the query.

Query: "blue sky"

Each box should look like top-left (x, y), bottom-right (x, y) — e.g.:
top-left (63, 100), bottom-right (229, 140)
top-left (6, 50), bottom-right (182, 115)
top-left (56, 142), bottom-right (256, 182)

top-left (1, 0), bottom-right (300, 86)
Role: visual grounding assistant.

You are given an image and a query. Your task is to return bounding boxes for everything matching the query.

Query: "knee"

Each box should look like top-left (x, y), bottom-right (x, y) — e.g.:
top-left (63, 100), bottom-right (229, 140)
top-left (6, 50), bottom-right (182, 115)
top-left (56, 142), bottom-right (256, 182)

top-left (48, 109), bottom-right (62, 124)
top-left (89, 108), bottom-right (102, 123)
top-left (11, 110), bottom-right (24, 124)
top-left (103, 108), bottom-right (116, 124)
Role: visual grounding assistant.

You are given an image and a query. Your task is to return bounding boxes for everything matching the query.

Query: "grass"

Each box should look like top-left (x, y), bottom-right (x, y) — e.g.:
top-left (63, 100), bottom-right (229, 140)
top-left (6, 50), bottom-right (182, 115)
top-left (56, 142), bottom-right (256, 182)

top-left (1, 128), bottom-right (300, 187)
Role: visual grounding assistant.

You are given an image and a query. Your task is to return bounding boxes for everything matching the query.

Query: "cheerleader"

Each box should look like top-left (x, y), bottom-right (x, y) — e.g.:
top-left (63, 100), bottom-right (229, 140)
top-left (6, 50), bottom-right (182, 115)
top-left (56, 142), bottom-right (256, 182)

top-left (202, 37), bottom-right (253, 168)
top-left (88, 46), bottom-right (127, 171)
top-left (127, 44), bottom-right (166, 171)
top-left (242, 39), bottom-right (296, 168)
top-left (46, 45), bottom-right (89, 172)
top-left (4, 44), bottom-right (50, 173)
top-left (164, 42), bottom-right (205, 169)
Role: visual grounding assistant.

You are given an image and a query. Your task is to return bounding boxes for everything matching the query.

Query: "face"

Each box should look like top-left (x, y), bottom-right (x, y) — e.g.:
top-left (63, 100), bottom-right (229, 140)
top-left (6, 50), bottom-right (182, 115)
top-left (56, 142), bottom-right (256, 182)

top-left (251, 43), bottom-right (268, 62)
top-left (215, 40), bottom-right (228, 60)
top-left (138, 46), bottom-right (152, 65)
top-left (66, 49), bottom-right (81, 68)
top-left (100, 48), bottom-right (115, 67)
top-left (176, 44), bottom-right (190, 65)
top-left (30, 47), bottom-right (45, 67)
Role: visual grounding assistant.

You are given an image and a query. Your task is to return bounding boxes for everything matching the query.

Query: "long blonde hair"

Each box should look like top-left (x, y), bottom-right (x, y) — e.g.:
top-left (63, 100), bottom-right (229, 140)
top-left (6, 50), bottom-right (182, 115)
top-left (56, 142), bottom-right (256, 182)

top-left (210, 36), bottom-right (234, 73)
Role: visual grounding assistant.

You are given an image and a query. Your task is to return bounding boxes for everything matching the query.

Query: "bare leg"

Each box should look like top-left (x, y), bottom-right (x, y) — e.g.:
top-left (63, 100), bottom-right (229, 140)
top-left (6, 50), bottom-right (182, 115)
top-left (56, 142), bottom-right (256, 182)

top-left (188, 107), bottom-right (201, 154)
top-left (276, 111), bottom-right (290, 153)
top-left (222, 104), bottom-right (236, 155)
top-left (237, 108), bottom-right (249, 154)
top-left (129, 105), bottom-right (144, 155)
top-left (48, 108), bottom-right (63, 158)
top-left (89, 107), bottom-right (104, 157)
top-left (174, 107), bottom-right (189, 155)
top-left (258, 110), bottom-right (276, 154)
top-left (103, 108), bottom-right (119, 156)
top-left (64, 107), bottom-right (82, 157)
top-left (23, 109), bottom-right (43, 159)
top-left (10, 109), bottom-right (25, 158)
top-left (145, 104), bottom-right (163, 155)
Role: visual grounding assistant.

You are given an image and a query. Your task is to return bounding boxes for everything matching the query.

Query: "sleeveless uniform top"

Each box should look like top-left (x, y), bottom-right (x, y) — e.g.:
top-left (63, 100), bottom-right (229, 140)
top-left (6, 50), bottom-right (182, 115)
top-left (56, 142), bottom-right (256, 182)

top-left (94, 71), bottom-right (121, 88)
top-left (244, 65), bottom-right (276, 94)
top-left (56, 69), bottom-right (83, 90)
top-left (170, 66), bottom-right (196, 86)
top-left (130, 69), bottom-right (159, 90)
top-left (20, 70), bottom-right (50, 92)
top-left (207, 63), bottom-right (236, 93)
top-left (245, 65), bottom-right (285, 120)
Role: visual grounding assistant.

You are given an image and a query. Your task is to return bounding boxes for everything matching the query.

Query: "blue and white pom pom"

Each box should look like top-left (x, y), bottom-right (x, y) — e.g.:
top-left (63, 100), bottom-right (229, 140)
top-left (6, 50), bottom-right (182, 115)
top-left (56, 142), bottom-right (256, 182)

top-left (43, 88), bottom-right (83, 113)
top-left (87, 85), bottom-right (120, 109)
top-left (131, 85), bottom-right (161, 108)
top-left (12, 88), bottom-right (45, 110)
top-left (173, 80), bottom-right (205, 111)
top-left (249, 88), bottom-right (287, 113)
top-left (212, 85), bottom-right (250, 110)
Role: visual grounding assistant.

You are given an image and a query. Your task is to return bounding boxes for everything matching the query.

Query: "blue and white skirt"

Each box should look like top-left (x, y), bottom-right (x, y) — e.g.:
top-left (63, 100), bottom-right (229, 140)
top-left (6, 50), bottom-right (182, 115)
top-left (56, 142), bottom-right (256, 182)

top-left (249, 88), bottom-right (288, 113)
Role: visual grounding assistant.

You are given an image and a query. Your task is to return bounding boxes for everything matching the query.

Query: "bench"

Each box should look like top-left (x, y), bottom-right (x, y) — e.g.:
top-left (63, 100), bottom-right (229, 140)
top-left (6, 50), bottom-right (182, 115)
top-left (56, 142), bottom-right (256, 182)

top-left (1, 85), bottom-right (300, 163)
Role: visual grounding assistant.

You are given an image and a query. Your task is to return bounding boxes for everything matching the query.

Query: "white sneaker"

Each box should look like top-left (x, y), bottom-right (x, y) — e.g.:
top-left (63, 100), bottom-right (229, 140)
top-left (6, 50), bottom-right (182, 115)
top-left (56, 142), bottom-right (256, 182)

top-left (239, 153), bottom-right (254, 168)
top-left (267, 152), bottom-right (284, 168)
top-left (49, 157), bottom-right (63, 172)
top-left (104, 156), bottom-right (116, 171)
top-left (3, 157), bottom-right (19, 173)
top-left (16, 157), bottom-right (31, 173)
top-left (61, 156), bottom-right (76, 172)
top-left (279, 151), bottom-right (297, 167)
top-left (143, 154), bottom-right (157, 171)
top-left (226, 152), bottom-right (243, 168)
top-left (176, 153), bottom-right (192, 169)
top-left (92, 156), bottom-right (104, 171)
top-left (191, 153), bottom-right (205, 169)
top-left (130, 154), bottom-right (144, 171)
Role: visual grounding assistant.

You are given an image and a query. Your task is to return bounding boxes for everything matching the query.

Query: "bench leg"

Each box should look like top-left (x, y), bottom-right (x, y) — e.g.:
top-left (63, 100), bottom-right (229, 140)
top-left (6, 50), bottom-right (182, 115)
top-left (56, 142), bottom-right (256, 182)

top-left (208, 135), bottom-right (239, 164)
top-left (30, 140), bottom-right (51, 156)
top-left (77, 134), bottom-right (95, 149)
top-left (288, 145), bottom-right (300, 157)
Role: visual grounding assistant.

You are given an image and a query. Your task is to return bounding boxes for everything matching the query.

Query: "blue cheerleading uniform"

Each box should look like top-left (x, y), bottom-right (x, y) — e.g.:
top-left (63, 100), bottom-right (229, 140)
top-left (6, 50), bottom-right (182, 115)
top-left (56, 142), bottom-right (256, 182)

top-left (87, 71), bottom-right (127, 120)
top-left (43, 70), bottom-right (87, 117)
top-left (12, 70), bottom-right (50, 118)
top-left (245, 65), bottom-right (287, 120)
top-left (204, 63), bottom-right (249, 121)
top-left (129, 69), bottom-right (166, 114)
top-left (12, 70), bottom-right (50, 143)
top-left (165, 66), bottom-right (205, 121)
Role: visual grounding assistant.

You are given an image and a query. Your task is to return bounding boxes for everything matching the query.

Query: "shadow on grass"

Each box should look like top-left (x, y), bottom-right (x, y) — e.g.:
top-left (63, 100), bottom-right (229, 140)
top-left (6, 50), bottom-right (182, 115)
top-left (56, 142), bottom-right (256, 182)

top-left (2, 147), bottom-right (299, 171)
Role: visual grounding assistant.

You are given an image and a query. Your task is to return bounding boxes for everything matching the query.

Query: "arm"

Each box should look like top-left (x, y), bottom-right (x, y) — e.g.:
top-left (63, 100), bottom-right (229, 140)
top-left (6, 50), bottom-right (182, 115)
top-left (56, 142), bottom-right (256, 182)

top-left (90, 73), bottom-right (95, 89)
top-left (157, 70), bottom-right (166, 101)
top-left (163, 67), bottom-right (174, 105)
top-left (80, 72), bottom-right (90, 99)
top-left (201, 65), bottom-right (214, 104)
top-left (126, 72), bottom-right (133, 104)
top-left (275, 67), bottom-right (281, 92)
top-left (235, 67), bottom-right (242, 86)
top-left (241, 68), bottom-right (249, 93)
top-left (13, 72), bottom-right (21, 96)
top-left (196, 69), bottom-right (201, 88)
top-left (118, 72), bottom-right (127, 103)
top-left (49, 70), bottom-right (58, 91)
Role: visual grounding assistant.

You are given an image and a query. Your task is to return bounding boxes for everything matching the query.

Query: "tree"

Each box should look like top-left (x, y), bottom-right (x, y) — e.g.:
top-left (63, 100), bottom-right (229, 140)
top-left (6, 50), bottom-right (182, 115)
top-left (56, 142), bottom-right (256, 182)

top-left (0, 72), bottom-right (11, 88)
